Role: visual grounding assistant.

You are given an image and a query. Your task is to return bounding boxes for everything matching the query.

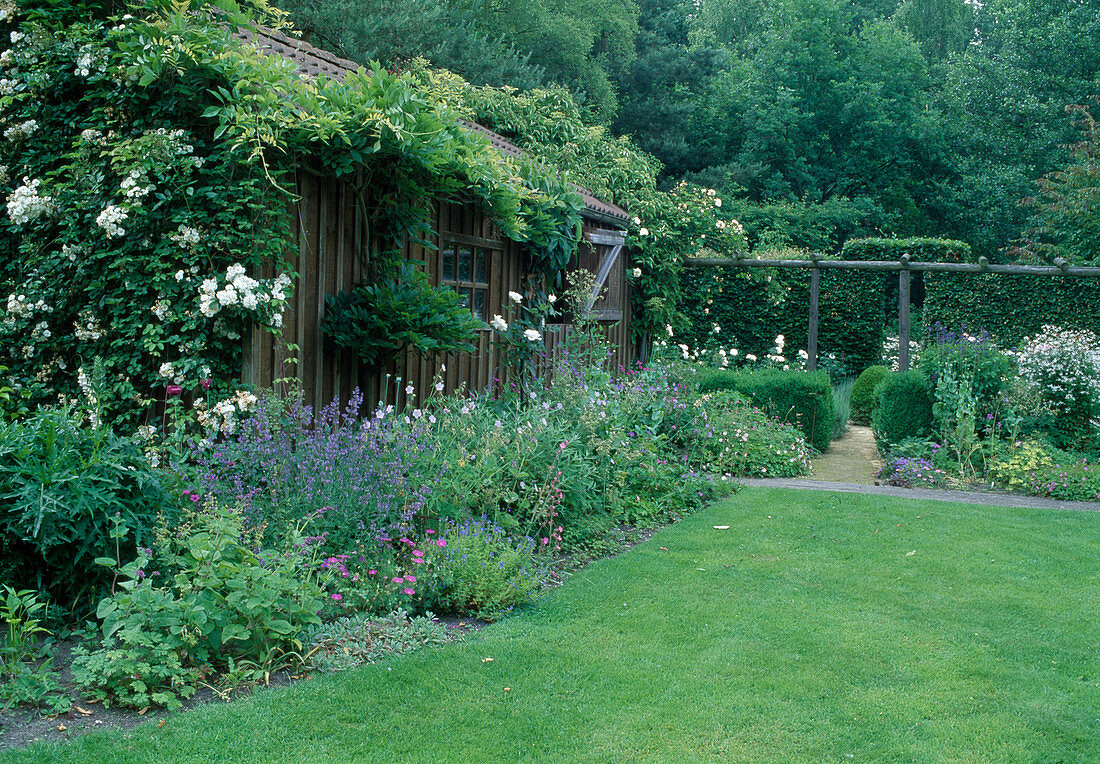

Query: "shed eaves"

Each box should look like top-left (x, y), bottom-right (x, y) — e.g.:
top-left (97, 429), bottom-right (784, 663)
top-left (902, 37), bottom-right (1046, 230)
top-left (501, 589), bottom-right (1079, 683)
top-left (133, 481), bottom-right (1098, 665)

top-left (232, 25), bottom-right (629, 225)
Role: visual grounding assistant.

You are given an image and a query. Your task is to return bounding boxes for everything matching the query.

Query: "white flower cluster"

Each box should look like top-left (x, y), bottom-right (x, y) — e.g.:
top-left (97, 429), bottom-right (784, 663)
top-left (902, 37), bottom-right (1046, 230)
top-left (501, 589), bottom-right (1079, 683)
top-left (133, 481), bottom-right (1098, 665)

top-left (75, 48), bottom-right (93, 77)
top-left (881, 334), bottom-right (922, 371)
top-left (30, 320), bottom-right (50, 341)
top-left (95, 204), bottom-right (128, 238)
top-left (4, 119), bottom-right (37, 141)
top-left (73, 310), bottom-right (103, 341)
top-left (0, 2), bottom-right (17, 23)
top-left (2, 293), bottom-right (51, 333)
top-left (80, 128), bottom-right (105, 145)
top-left (146, 127), bottom-right (194, 160)
top-left (159, 360), bottom-right (184, 384)
top-left (0, 78), bottom-right (16, 95)
top-left (4, 292), bottom-right (50, 318)
top-left (120, 169), bottom-right (153, 200)
top-left (195, 390), bottom-right (258, 435)
top-left (197, 265), bottom-right (290, 322)
top-left (170, 224), bottom-right (200, 249)
top-left (76, 366), bottom-right (96, 406)
top-left (1017, 325), bottom-right (1100, 414)
top-left (7, 178), bottom-right (54, 225)
top-left (152, 299), bottom-right (168, 320)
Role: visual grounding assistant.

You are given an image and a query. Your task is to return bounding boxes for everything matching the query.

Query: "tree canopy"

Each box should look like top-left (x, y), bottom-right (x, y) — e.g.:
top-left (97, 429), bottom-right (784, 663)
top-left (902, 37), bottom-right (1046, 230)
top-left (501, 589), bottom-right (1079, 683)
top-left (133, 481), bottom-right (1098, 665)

top-left (280, 0), bottom-right (1100, 260)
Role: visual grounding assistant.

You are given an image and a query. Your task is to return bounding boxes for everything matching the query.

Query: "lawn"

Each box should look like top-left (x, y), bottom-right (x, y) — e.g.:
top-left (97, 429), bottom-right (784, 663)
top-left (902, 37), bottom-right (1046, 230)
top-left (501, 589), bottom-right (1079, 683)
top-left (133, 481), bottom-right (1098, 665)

top-left (6, 487), bottom-right (1098, 763)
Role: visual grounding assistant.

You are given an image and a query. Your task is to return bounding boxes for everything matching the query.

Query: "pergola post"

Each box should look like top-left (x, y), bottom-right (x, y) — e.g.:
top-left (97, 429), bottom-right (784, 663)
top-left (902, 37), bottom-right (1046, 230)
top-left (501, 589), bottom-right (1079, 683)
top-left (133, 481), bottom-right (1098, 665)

top-left (898, 264), bottom-right (910, 371)
top-left (807, 265), bottom-right (820, 371)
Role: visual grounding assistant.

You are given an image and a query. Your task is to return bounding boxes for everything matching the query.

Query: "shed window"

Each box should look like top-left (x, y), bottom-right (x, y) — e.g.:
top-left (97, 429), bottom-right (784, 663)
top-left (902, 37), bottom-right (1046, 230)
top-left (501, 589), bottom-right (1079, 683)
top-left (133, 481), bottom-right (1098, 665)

top-left (440, 241), bottom-right (492, 322)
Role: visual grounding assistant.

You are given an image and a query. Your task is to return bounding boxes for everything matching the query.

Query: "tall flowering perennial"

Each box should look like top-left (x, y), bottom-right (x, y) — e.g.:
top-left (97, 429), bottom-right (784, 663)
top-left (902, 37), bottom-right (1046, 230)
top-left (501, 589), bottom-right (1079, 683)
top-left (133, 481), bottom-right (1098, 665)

top-left (1016, 325), bottom-right (1100, 447)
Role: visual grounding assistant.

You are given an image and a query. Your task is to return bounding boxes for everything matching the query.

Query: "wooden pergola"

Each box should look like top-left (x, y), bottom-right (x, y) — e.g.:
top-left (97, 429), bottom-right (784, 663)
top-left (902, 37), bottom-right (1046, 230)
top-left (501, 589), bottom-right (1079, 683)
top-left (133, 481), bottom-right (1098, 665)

top-left (685, 254), bottom-right (1100, 371)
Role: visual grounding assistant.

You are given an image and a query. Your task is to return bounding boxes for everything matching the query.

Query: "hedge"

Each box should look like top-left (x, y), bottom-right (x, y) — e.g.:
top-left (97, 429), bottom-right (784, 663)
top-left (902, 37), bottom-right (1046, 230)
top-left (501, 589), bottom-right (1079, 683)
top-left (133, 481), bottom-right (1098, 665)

top-left (871, 371), bottom-right (934, 450)
top-left (698, 368), bottom-right (835, 453)
top-left (923, 273), bottom-right (1100, 347)
top-left (680, 257), bottom-right (884, 376)
top-left (839, 237), bottom-right (973, 263)
top-left (850, 365), bottom-right (889, 425)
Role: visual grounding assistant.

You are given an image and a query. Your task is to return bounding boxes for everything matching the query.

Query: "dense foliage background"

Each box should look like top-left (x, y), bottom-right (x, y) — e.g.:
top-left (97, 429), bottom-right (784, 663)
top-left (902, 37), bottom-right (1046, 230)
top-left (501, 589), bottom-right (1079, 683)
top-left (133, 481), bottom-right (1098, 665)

top-left (283, 0), bottom-right (1100, 262)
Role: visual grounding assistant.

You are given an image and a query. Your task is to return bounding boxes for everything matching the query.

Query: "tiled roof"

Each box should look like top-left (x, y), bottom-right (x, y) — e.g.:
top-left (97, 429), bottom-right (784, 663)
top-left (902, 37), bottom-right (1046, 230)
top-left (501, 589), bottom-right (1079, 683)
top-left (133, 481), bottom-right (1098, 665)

top-left (233, 25), bottom-right (629, 225)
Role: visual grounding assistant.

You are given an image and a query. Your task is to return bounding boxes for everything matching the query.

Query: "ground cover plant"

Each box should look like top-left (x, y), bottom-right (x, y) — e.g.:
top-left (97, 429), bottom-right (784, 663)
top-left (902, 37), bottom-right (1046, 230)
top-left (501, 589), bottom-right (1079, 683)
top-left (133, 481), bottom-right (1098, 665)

top-left (4, 488), bottom-right (1096, 761)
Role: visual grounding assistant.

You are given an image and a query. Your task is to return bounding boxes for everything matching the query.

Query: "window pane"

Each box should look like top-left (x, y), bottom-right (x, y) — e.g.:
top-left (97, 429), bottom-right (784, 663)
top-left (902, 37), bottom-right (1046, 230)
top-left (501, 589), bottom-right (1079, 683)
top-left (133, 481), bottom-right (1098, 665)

top-left (475, 248), bottom-right (488, 283)
top-left (457, 289), bottom-right (470, 309)
top-left (458, 246), bottom-right (472, 281)
top-left (473, 289), bottom-right (486, 320)
top-left (442, 246), bottom-right (455, 281)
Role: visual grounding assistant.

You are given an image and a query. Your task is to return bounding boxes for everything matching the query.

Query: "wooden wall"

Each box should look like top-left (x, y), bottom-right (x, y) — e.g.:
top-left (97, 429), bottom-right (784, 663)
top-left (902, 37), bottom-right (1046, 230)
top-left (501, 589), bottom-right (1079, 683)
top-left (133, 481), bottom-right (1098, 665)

top-left (243, 171), bottom-right (633, 414)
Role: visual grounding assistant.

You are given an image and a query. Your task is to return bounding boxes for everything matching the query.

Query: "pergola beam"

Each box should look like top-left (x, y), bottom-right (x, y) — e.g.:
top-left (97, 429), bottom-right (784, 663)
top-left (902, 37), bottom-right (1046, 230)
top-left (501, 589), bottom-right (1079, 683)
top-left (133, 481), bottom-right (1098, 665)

top-left (684, 256), bottom-right (1100, 277)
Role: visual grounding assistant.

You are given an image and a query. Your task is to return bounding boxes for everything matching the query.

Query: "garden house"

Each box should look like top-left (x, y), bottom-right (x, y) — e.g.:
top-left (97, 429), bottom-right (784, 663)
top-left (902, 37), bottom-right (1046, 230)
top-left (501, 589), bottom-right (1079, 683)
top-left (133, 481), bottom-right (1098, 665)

top-left (233, 26), bottom-right (633, 412)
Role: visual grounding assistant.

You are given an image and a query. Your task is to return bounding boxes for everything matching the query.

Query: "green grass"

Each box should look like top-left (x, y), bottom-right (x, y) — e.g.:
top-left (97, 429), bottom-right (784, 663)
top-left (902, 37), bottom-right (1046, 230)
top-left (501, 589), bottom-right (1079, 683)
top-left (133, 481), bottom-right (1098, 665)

top-left (6, 488), bottom-right (1098, 762)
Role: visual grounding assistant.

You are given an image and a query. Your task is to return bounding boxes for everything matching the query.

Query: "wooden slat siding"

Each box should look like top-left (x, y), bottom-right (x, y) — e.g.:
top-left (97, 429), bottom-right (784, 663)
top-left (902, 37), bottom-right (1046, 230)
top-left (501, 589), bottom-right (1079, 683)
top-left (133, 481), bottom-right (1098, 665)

top-left (318, 177), bottom-right (336, 406)
top-left (245, 173), bottom-right (632, 414)
top-left (260, 255), bottom-right (275, 390)
top-left (338, 181), bottom-right (357, 409)
top-left (278, 175), bottom-right (305, 400)
top-left (298, 172), bottom-right (319, 412)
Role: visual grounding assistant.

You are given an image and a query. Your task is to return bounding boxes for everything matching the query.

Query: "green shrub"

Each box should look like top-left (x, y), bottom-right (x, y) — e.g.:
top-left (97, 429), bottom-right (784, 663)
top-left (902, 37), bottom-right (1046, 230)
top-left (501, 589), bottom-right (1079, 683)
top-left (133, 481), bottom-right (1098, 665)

top-left (872, 371), bottom-right (934, 450)
top-left (989, 439), bottom-right (1100, 501)
top-left (850, 365), bottom-right (889, 425)
top-left (322, 261), bottom-right (485, 371)
top-left (0, 405), bottom-right (171, 613)
top-left (663, 389), bottom-right (813, 477)
top-left (697, 369), bottom-right (836, 452)
top-left (303, 609), bottom-right (453, 673)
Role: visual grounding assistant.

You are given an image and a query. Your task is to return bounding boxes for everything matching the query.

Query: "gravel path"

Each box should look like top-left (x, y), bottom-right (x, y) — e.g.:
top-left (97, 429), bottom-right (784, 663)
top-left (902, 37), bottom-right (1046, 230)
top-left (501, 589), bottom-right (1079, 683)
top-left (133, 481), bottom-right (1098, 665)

top-left (784, 422), bottom-right (1100, 511)
top-left (740, 477), bottom-right (1100, 512)
top-left (809, 424), bottom-right (880, 484)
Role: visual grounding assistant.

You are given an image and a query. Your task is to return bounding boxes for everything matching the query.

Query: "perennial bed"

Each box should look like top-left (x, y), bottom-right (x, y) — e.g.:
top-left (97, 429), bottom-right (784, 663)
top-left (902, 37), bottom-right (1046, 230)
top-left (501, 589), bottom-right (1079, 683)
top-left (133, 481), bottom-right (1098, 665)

top-left (3, 488), bottom-right (1096, 762)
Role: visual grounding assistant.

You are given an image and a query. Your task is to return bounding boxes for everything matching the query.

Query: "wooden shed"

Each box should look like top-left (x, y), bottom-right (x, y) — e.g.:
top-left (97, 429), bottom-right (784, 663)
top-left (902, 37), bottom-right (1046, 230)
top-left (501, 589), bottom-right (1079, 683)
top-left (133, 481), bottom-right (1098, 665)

top-left (235, 27), bottom-right (633, 413)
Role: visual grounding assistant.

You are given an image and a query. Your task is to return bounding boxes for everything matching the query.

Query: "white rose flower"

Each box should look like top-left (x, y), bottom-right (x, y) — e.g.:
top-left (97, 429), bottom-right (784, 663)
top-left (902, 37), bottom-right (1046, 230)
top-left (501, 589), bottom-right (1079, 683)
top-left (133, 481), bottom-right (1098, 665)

top-left (523, 328), bottom-right (542, 342)
top-left (632, 267), bottom-right (642, 278)
top-left (490, 315), bottom-right (508, 332)
top-left (508, 291), bottom-right (523, 304)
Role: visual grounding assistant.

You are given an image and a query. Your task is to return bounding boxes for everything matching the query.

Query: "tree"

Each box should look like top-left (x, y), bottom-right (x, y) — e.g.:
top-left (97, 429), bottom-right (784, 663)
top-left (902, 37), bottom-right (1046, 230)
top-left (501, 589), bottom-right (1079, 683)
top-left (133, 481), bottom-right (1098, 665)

top-left (1013, 102), bottom-right (1100, 265)
top-left (280, 0), bottom-right (548, 90)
